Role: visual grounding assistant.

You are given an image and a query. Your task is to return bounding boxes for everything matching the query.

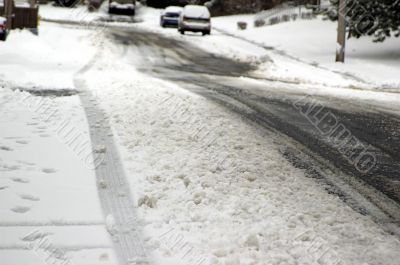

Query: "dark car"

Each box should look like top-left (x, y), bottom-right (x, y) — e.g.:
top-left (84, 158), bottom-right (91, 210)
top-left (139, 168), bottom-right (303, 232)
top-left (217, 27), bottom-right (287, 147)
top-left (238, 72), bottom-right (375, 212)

top-left (109, 0), bottom-right (136, 15)
top-left (160, 6), bottom-right (183, 28)
top-left (0, 17), bottom-right (8, 41)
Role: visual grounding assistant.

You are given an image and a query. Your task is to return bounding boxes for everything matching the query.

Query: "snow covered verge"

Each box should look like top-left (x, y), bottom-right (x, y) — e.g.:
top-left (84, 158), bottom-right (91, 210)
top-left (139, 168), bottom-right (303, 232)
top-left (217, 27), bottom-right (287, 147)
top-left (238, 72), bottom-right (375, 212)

top-left (0, 22), bottom-right (96, 88)
top-left (210, 15), bottom-right (400, 91)
top-left (80, 35), bottom-right (400, 265)
top-left (39, 2), bottom-right (139, 24)
top-left (39, 3), bottom-right (104, 23)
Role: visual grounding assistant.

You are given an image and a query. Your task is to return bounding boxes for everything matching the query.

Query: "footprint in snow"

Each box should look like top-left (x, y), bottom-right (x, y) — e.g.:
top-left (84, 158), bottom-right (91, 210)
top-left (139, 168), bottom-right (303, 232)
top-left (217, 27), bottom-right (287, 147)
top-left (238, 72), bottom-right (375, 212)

top-left (94, 145), bottom-right (107, 154)
top-left (17, 160), bottom-right (35, 166)
top-left (21, 230), bottom-right (53, 242)
top-left (1, 164), bottom-right (21, 171)
top-left (99, 253), bottom-right (109, 261)
top-left (0, 146), bottom-right (13, 151)
top-left (11, 206), bottom-right (31, 213)
top-left (42, 168), bottom-right (56, 174)
top-left (19, 194), bottom-right (40, 201)
top-left (21, 230), bottom-right (52, 242)
top-left (4, 136), bottom-right (22, 139)
top-left (16, 140), bottom-right (29, 145)
top-left (26, 122), bottom-right (39, 126)
top-left (39, 134), bottom-right (51, 138)
top-left (10, 177), bottom-right (30, 183)
top-left (0, 186), bottom-right (8, 191)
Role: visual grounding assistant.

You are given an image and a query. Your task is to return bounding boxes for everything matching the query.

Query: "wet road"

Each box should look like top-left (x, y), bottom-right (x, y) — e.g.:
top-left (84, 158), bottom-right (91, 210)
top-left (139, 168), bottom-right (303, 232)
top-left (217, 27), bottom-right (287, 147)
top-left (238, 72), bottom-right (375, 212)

top-left (109, 28), bottom-right (400, 229)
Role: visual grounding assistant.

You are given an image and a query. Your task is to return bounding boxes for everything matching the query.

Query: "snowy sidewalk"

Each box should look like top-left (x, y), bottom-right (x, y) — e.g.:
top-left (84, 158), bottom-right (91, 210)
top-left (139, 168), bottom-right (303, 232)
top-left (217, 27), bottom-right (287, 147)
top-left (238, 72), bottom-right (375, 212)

top-left (0, 86), bottom-right (117, 265)
top-left (0, 23), bottom-right (117, 265)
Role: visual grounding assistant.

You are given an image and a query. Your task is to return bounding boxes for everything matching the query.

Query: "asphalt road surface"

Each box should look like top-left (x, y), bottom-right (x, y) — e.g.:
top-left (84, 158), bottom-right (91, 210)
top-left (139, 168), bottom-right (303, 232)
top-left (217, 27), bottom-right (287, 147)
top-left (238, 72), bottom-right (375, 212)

top-left (109, 27), bottom-right (400, 233)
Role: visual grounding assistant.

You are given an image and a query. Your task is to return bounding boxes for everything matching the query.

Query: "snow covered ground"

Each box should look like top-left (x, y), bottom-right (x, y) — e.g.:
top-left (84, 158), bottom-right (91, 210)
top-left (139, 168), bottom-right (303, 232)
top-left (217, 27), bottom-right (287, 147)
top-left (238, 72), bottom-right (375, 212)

top-left (39, 2), bottom-right (140, 24)
top-left (0, 87), bottom-right (118, 265)
top-left (39, 3), bottom-right (102, 23)
top-left (211, 15), bottom-right (400, 91)
top-left (1, 4), bottom-right (400, 265)
top-left (0, 25), bottom-right (117, 265)
top-left (0, 23), bottom-right (95, 88)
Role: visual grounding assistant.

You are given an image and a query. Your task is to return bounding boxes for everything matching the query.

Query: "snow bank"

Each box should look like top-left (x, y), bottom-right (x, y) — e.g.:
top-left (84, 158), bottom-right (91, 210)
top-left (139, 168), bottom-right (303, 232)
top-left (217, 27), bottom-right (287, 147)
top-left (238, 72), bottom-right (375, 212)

top-left (39, 3), bottom-right (102, 22)
top-left (0, 23), bottom-right (96, 88)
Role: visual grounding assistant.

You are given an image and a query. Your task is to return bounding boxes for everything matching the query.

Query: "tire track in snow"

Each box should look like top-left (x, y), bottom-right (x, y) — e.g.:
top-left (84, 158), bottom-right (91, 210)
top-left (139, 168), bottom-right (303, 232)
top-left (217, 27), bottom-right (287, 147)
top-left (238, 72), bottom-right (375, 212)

top-left (74, 45), bottom-right (148, 265)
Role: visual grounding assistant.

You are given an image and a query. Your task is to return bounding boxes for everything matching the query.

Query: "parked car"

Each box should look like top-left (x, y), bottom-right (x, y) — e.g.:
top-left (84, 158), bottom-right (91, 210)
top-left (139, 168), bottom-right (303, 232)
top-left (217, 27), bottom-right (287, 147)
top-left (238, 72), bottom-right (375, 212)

top-left (56, 0), bottom-right (80, 7)
top-left (160, 6), bottom-right (183, 28)
top-left (0, 17), bottom-right (8, 41)
top-left (108, 0), bottom-right (136, 15)
top-left (178, 5), bottom-right (211, 35)
top-left (147, 0), bottom-right (180, 8)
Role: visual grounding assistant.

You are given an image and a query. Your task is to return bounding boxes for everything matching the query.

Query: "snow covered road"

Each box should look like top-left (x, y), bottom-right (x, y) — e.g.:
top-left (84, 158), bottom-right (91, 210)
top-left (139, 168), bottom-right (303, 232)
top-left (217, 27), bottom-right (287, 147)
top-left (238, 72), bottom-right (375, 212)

top-left (109, 27), bottom-right (400, 224)
top-left (78, 25), bottom-right (400, 264)
top-left (1, 16), bottom-right (400, 265)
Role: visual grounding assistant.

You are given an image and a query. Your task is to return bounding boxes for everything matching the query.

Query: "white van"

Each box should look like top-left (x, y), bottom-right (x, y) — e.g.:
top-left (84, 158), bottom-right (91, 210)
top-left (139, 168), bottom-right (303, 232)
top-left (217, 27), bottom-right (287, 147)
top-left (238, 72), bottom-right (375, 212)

top-left (178, 5), bottom-right (211, 36)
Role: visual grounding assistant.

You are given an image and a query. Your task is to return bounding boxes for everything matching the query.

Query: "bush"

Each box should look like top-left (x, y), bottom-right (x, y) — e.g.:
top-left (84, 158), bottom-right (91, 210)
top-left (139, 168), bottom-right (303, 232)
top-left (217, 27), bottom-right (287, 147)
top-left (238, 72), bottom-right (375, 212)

top-left (269, 17), bottom-right (280, 25)
top-left (282, 14), bottom-right (290, 22)
top-left (237, 21), bottom-right (248, 30)
top-left (254, 19), bottom-right (265, 28)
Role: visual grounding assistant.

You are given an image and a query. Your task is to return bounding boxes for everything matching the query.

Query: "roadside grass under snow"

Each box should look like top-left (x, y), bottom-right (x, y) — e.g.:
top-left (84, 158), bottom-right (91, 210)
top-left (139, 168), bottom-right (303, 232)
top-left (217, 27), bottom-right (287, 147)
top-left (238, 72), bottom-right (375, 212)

top-left (211, 15), bottom-right (400, 90)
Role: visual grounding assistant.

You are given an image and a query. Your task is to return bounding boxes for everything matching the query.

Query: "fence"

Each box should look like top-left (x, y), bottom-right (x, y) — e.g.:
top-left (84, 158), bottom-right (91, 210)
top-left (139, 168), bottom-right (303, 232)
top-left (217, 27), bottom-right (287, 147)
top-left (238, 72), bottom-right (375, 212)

top-left (0, 1), bottom-right (38, 29)
top-left (254, 1), bottom-right (318, 27)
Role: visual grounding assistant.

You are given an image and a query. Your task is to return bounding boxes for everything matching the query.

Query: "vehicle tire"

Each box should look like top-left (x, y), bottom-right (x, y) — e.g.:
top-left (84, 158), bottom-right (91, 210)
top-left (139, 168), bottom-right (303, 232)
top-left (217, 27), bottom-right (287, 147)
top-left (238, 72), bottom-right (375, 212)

top-left (0, 33), bottom-right (6, 41)
top-left (180, 30), bottom-right (184, 35)
top-left (203, 30), bottom-right (210, 35)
